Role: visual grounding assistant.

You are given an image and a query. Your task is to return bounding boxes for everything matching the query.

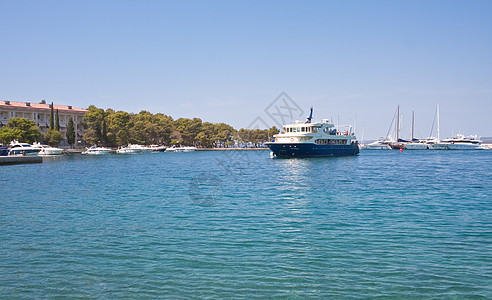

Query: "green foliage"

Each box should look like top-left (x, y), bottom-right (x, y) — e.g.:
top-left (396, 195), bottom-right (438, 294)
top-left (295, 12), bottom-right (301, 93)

top-left (66, 117), bottom-right (76, 147)
top-left (82, 105), bottom-right (277, 148)
top-left (44, 129), bottom-right (64, 147)
top-left (106, 110), bottom-right (132, 145)
top-left (55, 109), bottom-right (60, 131)
top-left (82, 105), bottom-right (106, 146)
top-left (0, 117), bottom-right (42, 144)
top-left (50, 102), bottom-right (54, 130)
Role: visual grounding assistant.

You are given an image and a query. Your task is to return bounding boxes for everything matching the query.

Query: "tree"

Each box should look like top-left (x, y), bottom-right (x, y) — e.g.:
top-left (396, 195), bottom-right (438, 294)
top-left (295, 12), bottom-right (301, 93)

top-left (66, 117), bottom-right (75, 147)
top-left (82, 105), bottom-right (106, 145)
top-left (106, 110), bottom-right (132, 146)
top-left (44, 129), bottom-right (64, 147)
top-left (55, 109), bottom-right (60, 131)
top-left (0, 117), bottom-right (42, 144)
top-left (50, 102), bottom-right (55, 130)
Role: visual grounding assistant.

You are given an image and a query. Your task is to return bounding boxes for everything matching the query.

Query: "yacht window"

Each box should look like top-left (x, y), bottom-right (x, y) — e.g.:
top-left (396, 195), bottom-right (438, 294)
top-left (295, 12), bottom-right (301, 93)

top-left (301, 127), bottom-right (305, 132)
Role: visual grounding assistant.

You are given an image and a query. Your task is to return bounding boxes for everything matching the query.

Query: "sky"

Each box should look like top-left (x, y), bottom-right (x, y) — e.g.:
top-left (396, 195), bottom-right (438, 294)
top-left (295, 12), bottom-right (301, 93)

top-left (1, 0), bottom-right (491, 140)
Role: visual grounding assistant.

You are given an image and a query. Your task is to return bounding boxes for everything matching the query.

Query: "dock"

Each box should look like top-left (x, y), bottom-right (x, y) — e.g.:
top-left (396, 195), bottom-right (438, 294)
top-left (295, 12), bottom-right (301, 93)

top-left (0, 156), bottom-right (43, 165)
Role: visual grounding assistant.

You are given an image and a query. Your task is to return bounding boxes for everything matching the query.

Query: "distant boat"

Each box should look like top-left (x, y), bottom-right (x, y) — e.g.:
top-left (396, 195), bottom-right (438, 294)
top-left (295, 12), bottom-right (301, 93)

top-left (148, 145), bottom-right (167, 152)
top-left (82, 146), bottom-right (112, 155)
top-left (116, 144), bottom-right (156, 154)
top-left (8, 141), bottom-right (42, 156)
top-left (265, 107), bottom-right (359, 158)
top-left (165, 146), bottom-right (197, 152)
top-left (442, 134), bottom-right (485, 150)
top-left (365, 105), bottom-right (398, 150)
top-left (404, 111), bottom-right (428, 150)
top-left (365, 139), bottom-right (392, 150)
top-left (32, 142), bottom-right (64, 155)
top-left (427, 104), bottom-right (447, 150)
top-left (116, 146), bottom-right (140, 154)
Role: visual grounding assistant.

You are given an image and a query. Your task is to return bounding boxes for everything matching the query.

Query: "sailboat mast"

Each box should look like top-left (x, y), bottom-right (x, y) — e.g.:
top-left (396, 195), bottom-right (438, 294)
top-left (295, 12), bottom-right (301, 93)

top-left (396, 105), bottom-right (400, 141)
top-left (412, 111), bottom-right (414, 140)
top-left (437, 104), bottom-right (440, 141)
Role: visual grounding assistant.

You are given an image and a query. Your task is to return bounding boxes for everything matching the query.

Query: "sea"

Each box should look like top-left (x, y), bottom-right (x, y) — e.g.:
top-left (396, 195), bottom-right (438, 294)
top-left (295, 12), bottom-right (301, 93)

top-left (1, 150), bottom-right (491, 299)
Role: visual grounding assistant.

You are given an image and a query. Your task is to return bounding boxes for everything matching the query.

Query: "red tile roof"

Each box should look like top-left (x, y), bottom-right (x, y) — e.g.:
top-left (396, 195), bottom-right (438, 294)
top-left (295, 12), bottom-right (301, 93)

top-left (0, 101), bottom-right (88, 113)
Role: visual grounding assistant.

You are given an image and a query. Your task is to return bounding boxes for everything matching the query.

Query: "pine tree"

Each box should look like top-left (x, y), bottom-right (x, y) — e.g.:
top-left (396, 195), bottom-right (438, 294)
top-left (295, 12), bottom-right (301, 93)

top-left (55, 109), bottom-right (60, 131)
top-left (66, 117), bottom-right (75, 147)
top-left (50, 102), bottom-right (54, 130)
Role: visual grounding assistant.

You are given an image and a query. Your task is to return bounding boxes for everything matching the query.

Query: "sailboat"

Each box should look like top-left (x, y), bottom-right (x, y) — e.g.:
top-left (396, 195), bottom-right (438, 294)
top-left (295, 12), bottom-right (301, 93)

top-left (364, 106), bottom-right (398, 150)
top-left (427, 104), bottom-right (448, 150)
top-left (405, 111), bottom-right (428, 149)
top-left (389, 105), bottom-right (407, 150)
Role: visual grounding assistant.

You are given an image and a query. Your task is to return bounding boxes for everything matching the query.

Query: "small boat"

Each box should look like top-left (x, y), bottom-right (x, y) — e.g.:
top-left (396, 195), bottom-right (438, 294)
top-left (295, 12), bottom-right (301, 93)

top-left (148, 145), bottom-right (167, 152)
top-left (81, 146), bottom-right (112, 155)
top-left (265, 107), bottom-right (359, 158)
top-left (127, 144), bottom-right (153, 153)
top-left (32, 142), bottom-right (64, 155)
top-left (165, 146), bottom-right (197, 152)
top-left (116, 146), bottom-right (140, 154)
top-left (365, 139), bottom-right (392, 150)
top-left (8, 141), bottom-right (42, 156)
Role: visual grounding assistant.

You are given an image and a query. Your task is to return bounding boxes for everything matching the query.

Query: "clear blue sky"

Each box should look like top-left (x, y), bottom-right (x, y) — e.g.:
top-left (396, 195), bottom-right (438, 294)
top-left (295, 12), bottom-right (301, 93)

top-left (1, 0), bottom-right (491, 139)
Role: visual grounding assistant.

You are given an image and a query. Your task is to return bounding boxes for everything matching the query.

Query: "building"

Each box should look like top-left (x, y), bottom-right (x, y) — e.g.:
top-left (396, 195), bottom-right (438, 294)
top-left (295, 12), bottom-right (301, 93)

top-left (0, 100), bottom-right (88, 147)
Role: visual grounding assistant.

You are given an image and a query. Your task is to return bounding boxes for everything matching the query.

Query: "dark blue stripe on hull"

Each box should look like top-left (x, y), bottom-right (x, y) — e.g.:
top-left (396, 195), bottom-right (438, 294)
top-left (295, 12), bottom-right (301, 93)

top-left (266, 143), bottom-right (359, 158)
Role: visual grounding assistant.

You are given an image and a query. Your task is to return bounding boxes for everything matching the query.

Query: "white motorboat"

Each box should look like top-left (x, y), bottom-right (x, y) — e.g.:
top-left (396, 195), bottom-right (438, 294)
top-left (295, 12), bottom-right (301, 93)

top-left (82, 146), bottom-right (112, 155)
top-left (8, 141), bottom-right (42, 156)
top-left (364, 139), bottom-right (392, 150)
top-left (165, 146), bottom-right (197, 152)
top-left (32, 142), bottom-right (64, 155)
top-left (443, 134), bottom-right (485, 150)
top-left (116, 146), bottom-right (140, 154)
top-left (148, 145), bottom-right (167, 152)
top-left (128, 144), bottom-right (153, 153)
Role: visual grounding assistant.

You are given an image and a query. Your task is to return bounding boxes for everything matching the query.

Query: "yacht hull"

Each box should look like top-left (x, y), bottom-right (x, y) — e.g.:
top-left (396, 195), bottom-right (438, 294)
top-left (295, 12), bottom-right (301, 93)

top-left (266, 142), bottom-right (359, 158)
top-left (446, 143), bottom-right (484, 150)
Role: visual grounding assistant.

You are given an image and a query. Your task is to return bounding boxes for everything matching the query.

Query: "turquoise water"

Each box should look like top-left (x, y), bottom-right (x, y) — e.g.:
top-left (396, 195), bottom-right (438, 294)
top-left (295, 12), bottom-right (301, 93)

top-left (1, 150), bottom-right (491, 298)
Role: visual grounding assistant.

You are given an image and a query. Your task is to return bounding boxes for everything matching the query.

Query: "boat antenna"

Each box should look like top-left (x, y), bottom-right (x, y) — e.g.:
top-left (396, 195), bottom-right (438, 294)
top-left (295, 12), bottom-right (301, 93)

top-left (305, 106), bottom-right (313, 123)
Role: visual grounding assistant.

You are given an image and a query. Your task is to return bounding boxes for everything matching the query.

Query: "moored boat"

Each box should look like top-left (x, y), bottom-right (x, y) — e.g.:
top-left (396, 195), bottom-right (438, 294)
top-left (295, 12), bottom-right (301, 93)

top-left (365, 139), bottom-right (392, 150)
top-left (116, 144), bottom-right (153, 154)
top-left (404, 140), bottom-right (428, 150)
top-left (165, 145), bottom-right (197, 152)
top-left (82, 146), bottom-right (112, 155)
top-left (32, 142), bottom-right (64, 155)
top-left (265, 107), bottom-right (359, 158)
top-left (442, 134), bottom-right (485, 150)
top-left (8, 141), bottom-right (42, 156)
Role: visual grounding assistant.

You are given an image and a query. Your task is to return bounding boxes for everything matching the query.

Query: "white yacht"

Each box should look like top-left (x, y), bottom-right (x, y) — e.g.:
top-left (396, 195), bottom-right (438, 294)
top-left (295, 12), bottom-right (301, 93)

top-left (116, 146), bottom-right (140, 154)
top-left (148, 145), bottom-right (167, 152)
top-left (82, 146), bottom-right (112, 155)
top-left (32, 142), bottom-right (64, 155)
top-left (364, 138), bottom-right (392, 150)
top-left (165, 146), bottom-right (197, 152)
top-left (443, 134), bottom-right (485, 150)
top-left (116, 144), bottom-right (152, 154)
top-left (8, 141), bottom-right (42, 156)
